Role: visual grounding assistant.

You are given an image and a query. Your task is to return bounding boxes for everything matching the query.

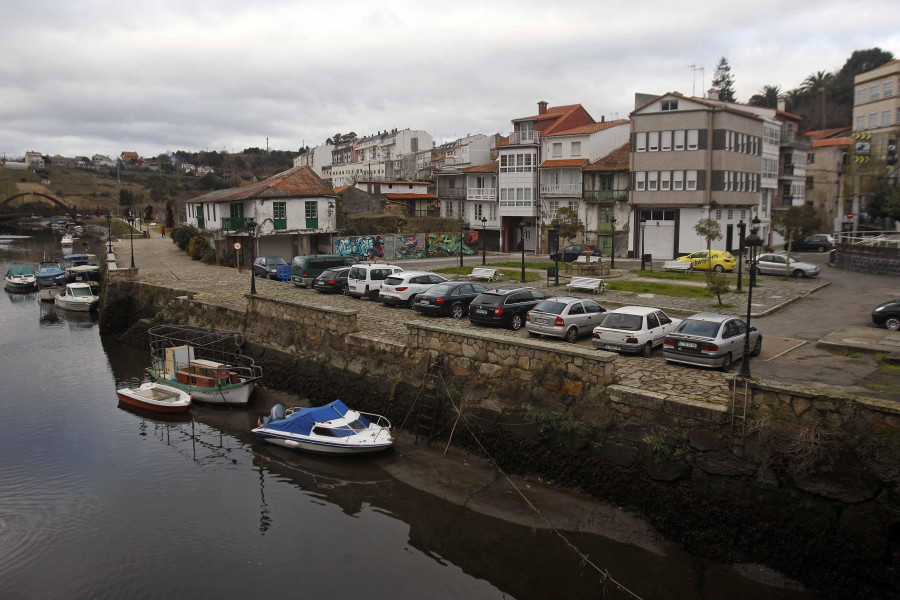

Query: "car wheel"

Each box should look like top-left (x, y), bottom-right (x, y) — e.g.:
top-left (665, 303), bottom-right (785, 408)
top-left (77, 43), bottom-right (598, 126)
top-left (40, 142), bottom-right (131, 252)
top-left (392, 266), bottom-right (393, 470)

top-left (641, 342), bottom-right (652, 357)
top-left (792, 269), bottom-right (805, 278)
top-left (564, 327), bottom-right (578, 343)
top-left (713, 264), bottom-right (724, 273)
top-left (817, 246), bottom-right (826, 253)
top-left (341, 285), bottom-right (349, 296)
top-left (751, 337), bottom-right (762, 357)
top-left (510, 314), bottom-right (523, 331)
top-left (407, 296), bottom-right (418, 310)
top-left (884, 317), bottom-right (900, 331)
top-left (720, 352), bottom-right (732, 372)
top-left (451, 303), bottom-right (464, 319)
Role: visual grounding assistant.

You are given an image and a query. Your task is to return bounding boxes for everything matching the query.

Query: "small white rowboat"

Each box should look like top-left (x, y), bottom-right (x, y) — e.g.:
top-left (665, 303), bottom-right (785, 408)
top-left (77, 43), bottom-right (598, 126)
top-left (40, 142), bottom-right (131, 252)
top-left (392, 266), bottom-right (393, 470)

top-left (116, 382), bottom-right (192, 413)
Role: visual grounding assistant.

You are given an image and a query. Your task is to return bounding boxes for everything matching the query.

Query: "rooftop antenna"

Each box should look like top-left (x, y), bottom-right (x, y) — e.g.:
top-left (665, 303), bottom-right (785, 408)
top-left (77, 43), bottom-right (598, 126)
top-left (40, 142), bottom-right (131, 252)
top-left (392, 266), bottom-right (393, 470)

top-left (688, 64), bottom-right (704, 97)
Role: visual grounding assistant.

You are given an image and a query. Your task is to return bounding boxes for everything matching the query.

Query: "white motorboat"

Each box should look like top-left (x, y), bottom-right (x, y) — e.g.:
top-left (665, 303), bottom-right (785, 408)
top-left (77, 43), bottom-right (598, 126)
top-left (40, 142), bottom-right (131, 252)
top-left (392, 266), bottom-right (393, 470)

top-left (4, 267), bottom-right (37, 292)
top-left (252, 400), bottom-right (393, 455)
top-left (55, 282), bottom-right (100, 311)
top-left (61, 234), bottom-right (74, 247)
top-left (116, 382), bottom-right (192, 413)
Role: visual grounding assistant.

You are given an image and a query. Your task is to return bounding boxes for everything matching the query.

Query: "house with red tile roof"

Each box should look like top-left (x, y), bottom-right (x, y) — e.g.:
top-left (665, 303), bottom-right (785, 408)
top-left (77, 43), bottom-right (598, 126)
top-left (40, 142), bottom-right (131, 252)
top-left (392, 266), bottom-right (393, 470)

top-left (186, 165), bottom-right (338, 260)
top-left (583, 142), bottom-right (631, 258)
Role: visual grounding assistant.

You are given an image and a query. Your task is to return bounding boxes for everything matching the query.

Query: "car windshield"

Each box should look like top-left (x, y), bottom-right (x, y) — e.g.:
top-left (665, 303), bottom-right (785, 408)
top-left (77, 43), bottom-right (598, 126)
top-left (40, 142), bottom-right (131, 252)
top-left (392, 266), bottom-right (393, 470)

top-left (675, 319), bottom-right (721, 338)
top-left (473, 293), bottom-right (505, 306)
top-left (268, 258), bottom-right (288, 266)
top-left (384, 276), bottom-right (404, 286)
top-left (533, 300), bottom-right (567, 315)
top-left (600, 313), bottom-right (643, 331)
top-left (429, 282), bottom-right (458, 295)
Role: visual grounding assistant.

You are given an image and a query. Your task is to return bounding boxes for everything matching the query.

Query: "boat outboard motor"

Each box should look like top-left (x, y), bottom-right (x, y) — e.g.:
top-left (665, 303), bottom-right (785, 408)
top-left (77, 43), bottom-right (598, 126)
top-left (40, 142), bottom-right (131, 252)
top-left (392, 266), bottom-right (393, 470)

top-left (259, 404), bottom-right (285, 426)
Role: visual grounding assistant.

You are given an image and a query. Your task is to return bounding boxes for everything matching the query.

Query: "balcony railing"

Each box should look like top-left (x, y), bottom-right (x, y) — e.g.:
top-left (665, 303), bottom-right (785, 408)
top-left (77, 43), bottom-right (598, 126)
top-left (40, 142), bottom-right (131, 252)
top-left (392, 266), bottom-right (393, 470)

top-left (540, 183), bottom-right (582, 196)
top-left (583, 190), bottom-right (628, 202)
top-left (507, 131), bottom-right (541, 145)
top-left (467, 187), bottom-right (497, 200)
top-left (438, 187), bottom-right (466, 199)
top-left (221, 216), bottom-right (247, 231)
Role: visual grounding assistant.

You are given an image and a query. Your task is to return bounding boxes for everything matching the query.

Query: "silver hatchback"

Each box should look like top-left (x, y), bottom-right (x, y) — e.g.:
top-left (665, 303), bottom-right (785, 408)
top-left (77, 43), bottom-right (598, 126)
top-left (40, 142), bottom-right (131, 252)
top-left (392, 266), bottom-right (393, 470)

top-left (663, 313), bottom-right (762, 372)
top-left (752, 253), bottom-right (820, 278)
top-left (525, 297), bottom-right (607, 343)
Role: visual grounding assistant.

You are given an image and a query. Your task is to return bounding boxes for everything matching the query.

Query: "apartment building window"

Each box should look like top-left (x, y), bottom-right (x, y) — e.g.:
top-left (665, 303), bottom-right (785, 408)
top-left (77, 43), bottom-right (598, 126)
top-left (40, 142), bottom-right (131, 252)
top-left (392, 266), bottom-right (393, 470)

top-left (553, 142), bottom-right (562, 157)
top-left (635, 132), bottom-right (647, 152)
top-left (686, 170), bottom-right (698, 190)
top-left (764, 125), bottom-right (780, 146)
top-left (648, 132), bottom-right (659, 151)
top-left (661, 100), bottom-right (678, 111)
top-left (740, 173), bottom-right (746, 192)
top-left (474, 204), bottom-right (483, 219)
top-left (868, 113), bottom-right (878, 129)
top-left (806, 176), bottom-right (814, 190)
top-left (568, 200), bottom-right (579, 212)
top-left (725, 131), bottom-right (734, 151)
top-left (660, 170), bottom-right (671, 190)
top-left (687, 129), bottom-right (699, 150)
top-left (715, 209), bottom-right (722, 220)
top-left (727, 209), bottom-right (734, 220)
top-left (673, 171), bottom-right (684, 190)
top-left (571, 141), bottom-right (581, 156)
top-left (548, 200), bottom-right (560, 215)
top-left (740, 209), bottom-right (746, 219)
top-left (724, 171), bottom-right (732, 191)
top-left (856, 87), bottom-right (867, 104)
top-left (871, 84), bottom-right (880, 101)
top-left (647, 171), bottom-right (659, 190)
top-left (807, 152), bottom-right (815, 164)
top-left (856, 115), bottom-right (866, 130)
top-left (661, 131), bottom-right (672, 151)
top-left (457, 201), bottom-right (465, 217)
top-left (882, 110), bottom-right (892, 127)
top-left (635, 172), bottom-right (646, 191)
top-left (674, 130), bottom-right (685, 150)
top-left (885, 80), bottom-right (895, 97)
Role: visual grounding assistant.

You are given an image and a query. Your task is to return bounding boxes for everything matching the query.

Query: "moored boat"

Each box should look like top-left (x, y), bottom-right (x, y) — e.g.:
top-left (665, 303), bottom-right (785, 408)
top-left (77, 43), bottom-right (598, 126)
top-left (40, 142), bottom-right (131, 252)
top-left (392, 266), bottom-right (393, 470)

top-left (252, 400), bottom-right (393, 455)
top-left (116, 382), bottom-right (192, 413)
top-left (148, 324), bottom-right (263, 406)
top-left (36, 260), bottom-right (66, 286)
top-left (55, 282), bottom-right (100, 311)
top-left (4, 267), bottom-right (37, 292)
top-left (61, 234), bottom-right (73, 247)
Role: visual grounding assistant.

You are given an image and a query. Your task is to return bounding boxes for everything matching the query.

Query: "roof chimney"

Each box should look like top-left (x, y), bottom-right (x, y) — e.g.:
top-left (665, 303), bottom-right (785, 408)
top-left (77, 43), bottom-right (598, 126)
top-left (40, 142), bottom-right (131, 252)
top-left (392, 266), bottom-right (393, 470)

top-left (777, 98), bottom-right (786, 112)
top-left (707, 87), bottom-right (720, 100)
top-left (538, 100), bottom-right (548, 115)
top-left (600, 115), bottom-right (605, 123)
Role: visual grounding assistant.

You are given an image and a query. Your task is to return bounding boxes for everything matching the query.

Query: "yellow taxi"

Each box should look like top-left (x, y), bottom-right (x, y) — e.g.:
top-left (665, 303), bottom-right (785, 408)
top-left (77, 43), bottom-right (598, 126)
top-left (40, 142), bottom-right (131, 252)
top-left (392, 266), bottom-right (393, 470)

top-left (676, 249), bottom-right (737, 272)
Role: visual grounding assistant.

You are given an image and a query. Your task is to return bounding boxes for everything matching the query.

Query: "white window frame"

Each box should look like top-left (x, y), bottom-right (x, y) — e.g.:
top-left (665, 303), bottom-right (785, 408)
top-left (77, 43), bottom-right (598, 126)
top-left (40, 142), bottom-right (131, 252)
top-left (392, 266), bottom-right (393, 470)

top-left (674, 130), bottom-right (685, 151)
top-left (635, 132), bottom-right (647, 152)
top-left (727, 209), bottom-right (734, 220)
top-left (673, 171), bottom-right (684, 190)
top-left (687, 129), bottom-right (699, 150)
top-left (856, 115), bottom-right (866, 130)
top-left (868, 113), bottom-right (878, 129)
top-left (552, 142), bottom-right (562, 158)
top-left (686, 170), bottom-right (697, 190)
top-left (856, 88), bottom-right (867, 104)
top-left (635, 172), bottom-right (646, 191)
top-left (570, 141), bottom-right (581, 156)
top-left (884, 80), bottom-right (895, 98)
top-left (660, 170), bottom-right (671, 190)
top-left (715, 209), bottom-right (722, 220)
top-left (647, 171), bottom-right (659, 191)
top-left (870, 84), bottom-right (880, 101)
top-left (882, 110), bottom-right (892, 127)
top-left (726, 131), bottom-right (734, 151)
top-left (661, 131), bottom-right (672, 151)
top-left (648, 131), bottom-right (659, 152)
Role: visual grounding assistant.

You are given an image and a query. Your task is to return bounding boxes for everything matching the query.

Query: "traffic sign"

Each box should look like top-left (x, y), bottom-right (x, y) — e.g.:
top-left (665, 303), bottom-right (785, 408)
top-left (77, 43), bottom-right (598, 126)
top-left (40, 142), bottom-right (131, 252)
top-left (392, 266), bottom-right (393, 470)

top-left (233, 242), bottom-right (242, 250)
top-left (846, 213), bottom-right (854, 219)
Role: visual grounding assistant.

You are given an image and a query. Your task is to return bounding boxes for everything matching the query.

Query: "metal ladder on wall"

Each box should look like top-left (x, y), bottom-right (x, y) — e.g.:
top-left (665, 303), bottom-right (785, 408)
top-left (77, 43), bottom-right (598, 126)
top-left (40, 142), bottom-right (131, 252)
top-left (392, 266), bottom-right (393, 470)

top-left (414, 357), bottom-right (444, 447)
top-left (729, 376), bottom-right (751, 456)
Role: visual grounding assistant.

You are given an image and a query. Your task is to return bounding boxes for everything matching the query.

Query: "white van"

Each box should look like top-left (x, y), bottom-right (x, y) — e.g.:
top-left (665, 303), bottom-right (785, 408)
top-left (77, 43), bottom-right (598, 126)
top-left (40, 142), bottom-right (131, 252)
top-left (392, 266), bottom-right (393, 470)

top-left (346, 263), bottom-right (404, 300)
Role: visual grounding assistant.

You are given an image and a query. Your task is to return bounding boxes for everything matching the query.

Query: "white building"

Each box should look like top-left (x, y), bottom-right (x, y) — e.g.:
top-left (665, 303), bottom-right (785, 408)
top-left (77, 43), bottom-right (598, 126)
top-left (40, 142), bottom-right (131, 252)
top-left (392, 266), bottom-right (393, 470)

top-left (292, 143), bottom-right (335, 179)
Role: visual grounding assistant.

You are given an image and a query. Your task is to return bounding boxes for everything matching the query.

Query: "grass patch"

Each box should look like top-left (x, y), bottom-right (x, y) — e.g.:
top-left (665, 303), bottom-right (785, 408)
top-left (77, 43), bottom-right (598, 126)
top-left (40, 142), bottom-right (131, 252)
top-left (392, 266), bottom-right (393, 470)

top-left (628, 269), bottom-right (709, 282)
top-left (606, 280), bottom-right (714, 298)
top-left (489, 260), bottom-right (554, 269)
top-left (433, 266), bottom-right (541, 283)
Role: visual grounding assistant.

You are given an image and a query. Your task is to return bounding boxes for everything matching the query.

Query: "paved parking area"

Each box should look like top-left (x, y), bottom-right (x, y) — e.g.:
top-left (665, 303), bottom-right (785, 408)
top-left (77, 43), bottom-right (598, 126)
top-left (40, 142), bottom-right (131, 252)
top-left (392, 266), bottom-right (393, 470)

top-left (114, 235), bottom-right (899, 402)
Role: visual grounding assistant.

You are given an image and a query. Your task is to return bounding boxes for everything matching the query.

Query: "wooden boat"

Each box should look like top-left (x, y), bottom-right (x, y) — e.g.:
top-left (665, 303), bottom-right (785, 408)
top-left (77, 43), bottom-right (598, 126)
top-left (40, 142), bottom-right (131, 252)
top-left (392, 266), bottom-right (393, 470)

top-left (252, 400), bottom-right (393, 455)
top-left (116, 382), bottom-right (192, 413)
top-left (4, 267), bottom-right (37, 292)
top-left (148, 324), bottom-right (263, 406)
top-left (55, 282), bottom-right (100, 311)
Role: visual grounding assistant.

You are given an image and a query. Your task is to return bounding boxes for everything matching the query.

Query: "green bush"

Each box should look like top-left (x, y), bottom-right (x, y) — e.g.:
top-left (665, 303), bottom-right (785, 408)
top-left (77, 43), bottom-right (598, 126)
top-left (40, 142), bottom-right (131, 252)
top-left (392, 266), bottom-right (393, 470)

top-left (188, 235), bottom-right (208, 260)
top-left (201, 247), bottom-right (217, 264)
top-left (174, 224), bottom-right (199, 250)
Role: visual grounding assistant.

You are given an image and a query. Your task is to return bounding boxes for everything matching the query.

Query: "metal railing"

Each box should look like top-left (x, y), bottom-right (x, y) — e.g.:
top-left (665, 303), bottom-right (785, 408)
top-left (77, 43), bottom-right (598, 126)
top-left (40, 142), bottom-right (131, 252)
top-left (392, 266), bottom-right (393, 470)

top-left (221, 216), bottom-right (247, 231)
top-left (583, 190), bottom-right (628, 202)
top-left (836, 231), bottom-right (900, 247)
top-left (467, 188), bottom-right (497, 200)
top-left (437, 188), bottom-right (466, 199)
top-left (507, 131), bottom-right (541, 145)
top-left (540, 183), bottom-right (581, 196)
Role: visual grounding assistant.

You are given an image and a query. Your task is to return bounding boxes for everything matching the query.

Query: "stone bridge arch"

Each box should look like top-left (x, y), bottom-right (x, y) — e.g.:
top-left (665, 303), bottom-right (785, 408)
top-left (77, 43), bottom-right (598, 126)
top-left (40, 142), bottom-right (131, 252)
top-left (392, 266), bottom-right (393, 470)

top-left (0, 192), bottom-right (77, 222)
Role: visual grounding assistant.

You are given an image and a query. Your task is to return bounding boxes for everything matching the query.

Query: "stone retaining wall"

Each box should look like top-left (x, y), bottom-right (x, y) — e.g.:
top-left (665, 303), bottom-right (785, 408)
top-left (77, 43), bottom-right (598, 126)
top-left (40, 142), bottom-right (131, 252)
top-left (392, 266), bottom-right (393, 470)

top-left (835, 243), bottom-right (900, 276)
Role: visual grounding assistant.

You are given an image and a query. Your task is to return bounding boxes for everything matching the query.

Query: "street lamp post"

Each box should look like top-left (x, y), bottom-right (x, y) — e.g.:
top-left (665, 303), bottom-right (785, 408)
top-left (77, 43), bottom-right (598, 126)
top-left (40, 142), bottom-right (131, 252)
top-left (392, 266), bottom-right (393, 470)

top-left (458, 226), bottom-right (464, 268)
top-left (739, 217), bottom-right (763, 378)
top-left (105, 211), bottom-right (112, 254)
top-left (127, 211), bottom-right (135, 269)
top-left (481, 216), bottom-right (487, 265)
top-left (736, 219), bottom-right (746, 291)
top-left (518, 221), bottom-right (526, 284)
top-left (550, 221), bottom-right (560, 286)
top-left (247, 217), bottom-right (257, 295)
top-left (639, 219), bottom-right (646, 270)
top-left (609, 216), bottom-right (616, 270)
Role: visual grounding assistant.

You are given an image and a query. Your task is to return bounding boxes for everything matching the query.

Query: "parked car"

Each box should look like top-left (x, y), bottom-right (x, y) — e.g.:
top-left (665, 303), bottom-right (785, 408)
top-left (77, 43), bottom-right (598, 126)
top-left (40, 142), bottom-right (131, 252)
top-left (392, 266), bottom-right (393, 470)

top-left (549, 244), bottom-right (602, 263)
top-left (525, 297), bottom-right (607, 343)
top-left (592, 306), bottom-right (681, 356)
top-left (468, 287), bottom-right (550, 331)
top-left (378, 271), bottom-right (448, 308)
top-left (312, 266), bottom-right (352, 294)
top-left (346, 263), bottom-right (404, 300)
top-left (786, 234), bottom-right (833, 253)
top-left (663, 313), bottom-right (762, 372)
top-left (675, 250), bottom-right (736, 272)
top-left (872, 299), bottom-right (900, 331)
top-left (252, 256), bottom-right (289, 280)
top-left (291, 254), bottom-right (354, 288)
top-left (413, 281), bottom-right (488, 318)
top-left (750, 253), bottom-right (820, 278)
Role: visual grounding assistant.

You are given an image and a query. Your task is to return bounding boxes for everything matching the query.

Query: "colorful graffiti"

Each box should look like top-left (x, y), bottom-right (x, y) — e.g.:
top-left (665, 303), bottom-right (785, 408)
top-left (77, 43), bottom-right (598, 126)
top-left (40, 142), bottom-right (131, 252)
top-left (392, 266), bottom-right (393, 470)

top-left (332, 235), bottom-right (385, 261)
top-left (396, 235), bottom-right (426, 259)
top-left (426, 231), bottom-right (476, 258)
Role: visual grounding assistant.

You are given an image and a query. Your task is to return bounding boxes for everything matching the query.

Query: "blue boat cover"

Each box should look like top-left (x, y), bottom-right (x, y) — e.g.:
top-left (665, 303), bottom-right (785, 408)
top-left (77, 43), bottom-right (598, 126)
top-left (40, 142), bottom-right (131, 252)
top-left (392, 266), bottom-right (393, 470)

top-left (262, 400), bottom-right (370, 438)
top-left (36, 267), bottom-right (65, 280)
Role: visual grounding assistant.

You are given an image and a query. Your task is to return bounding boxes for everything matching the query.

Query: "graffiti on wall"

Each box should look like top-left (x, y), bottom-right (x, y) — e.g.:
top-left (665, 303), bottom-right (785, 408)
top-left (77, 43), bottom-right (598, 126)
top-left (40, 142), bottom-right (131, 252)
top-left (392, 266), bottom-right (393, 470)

top-left (332, 235), bottom-right (385, 261)
top-left (396, 235), bottom-right (426, 259)
top-left (426, 231), bottom-right (476, 257)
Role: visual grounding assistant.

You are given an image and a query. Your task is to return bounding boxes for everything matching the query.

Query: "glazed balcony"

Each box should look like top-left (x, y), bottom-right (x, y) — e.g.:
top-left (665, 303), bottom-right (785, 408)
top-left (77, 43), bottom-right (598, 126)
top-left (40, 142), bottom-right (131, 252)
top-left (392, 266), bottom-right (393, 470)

top-left (540, 183), bottom-right (582, 196)
top-left (507, 131), bottom-right (541, 145)
top-left (467, 187), bottom-right (497, 200)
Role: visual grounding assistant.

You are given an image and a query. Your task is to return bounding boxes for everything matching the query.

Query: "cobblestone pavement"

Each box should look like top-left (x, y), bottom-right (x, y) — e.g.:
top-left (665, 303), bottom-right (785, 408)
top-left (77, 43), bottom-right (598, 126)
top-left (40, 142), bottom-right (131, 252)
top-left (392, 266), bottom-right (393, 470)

top-left (111, 235), bottom-right (848, 407)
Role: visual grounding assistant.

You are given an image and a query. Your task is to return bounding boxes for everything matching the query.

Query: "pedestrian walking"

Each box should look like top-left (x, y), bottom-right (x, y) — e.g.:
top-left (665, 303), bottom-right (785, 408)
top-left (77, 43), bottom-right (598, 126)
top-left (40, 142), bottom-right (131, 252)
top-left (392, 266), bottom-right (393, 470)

top-left (161, 226), bottom-right (166, 238)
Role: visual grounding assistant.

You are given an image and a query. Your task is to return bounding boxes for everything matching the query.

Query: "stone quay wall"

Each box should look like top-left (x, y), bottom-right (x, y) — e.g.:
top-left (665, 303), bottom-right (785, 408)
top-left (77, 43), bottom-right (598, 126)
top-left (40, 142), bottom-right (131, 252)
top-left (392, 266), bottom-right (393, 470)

top-left (835, 242), bottom-right (900, 276)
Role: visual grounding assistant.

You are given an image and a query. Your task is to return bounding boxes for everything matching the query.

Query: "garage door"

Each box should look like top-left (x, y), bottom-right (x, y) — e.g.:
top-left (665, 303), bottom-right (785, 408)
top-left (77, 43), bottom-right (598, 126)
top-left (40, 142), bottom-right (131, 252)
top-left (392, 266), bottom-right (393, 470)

top-left (638, 210), bottom-right (676, 260)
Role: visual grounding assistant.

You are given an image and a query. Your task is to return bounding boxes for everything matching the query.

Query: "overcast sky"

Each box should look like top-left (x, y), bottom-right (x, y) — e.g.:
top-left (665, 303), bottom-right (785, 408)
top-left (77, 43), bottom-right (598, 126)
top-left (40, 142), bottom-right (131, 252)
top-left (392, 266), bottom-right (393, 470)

top-left (1, 0), bottom-right (897, 160)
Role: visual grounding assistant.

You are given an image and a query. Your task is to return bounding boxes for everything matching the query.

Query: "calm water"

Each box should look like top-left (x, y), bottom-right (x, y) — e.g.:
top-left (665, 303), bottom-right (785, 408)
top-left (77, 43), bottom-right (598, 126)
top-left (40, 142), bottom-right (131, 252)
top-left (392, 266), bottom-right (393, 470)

top-left (0, 228), bottom-right (820, 600)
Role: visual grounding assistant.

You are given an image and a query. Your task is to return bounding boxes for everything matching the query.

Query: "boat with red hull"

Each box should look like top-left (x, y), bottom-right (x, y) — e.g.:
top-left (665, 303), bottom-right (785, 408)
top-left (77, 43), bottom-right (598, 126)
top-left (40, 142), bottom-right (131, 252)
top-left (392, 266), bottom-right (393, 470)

top-left (116, 382), bottom-right (192, 413)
